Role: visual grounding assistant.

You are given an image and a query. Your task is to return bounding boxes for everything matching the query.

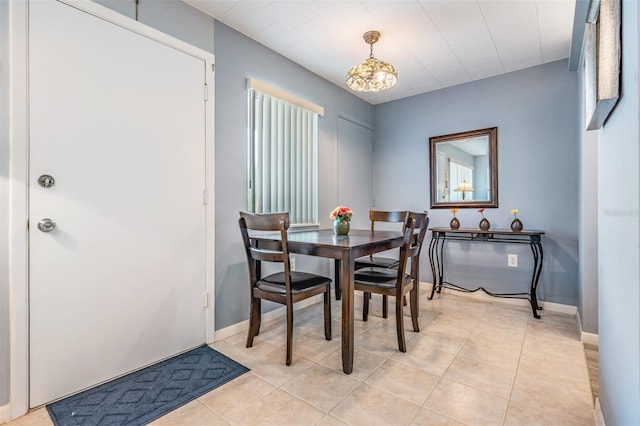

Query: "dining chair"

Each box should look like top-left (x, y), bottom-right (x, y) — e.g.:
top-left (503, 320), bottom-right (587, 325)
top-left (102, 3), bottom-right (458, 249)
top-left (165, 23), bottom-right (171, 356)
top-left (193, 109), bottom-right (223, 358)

top-left (354, 211), bottom-right (430, 352)
top-left (239, 212), bottom-right (332, 366)
top-left (354, 210), bottom-right (408, 318)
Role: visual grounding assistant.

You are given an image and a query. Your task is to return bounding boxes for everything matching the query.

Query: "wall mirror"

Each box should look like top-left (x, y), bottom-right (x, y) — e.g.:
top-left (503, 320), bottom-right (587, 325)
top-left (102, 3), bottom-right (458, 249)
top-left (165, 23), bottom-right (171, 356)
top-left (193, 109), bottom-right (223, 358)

top-left (430, 127), bottom-right (498, 209)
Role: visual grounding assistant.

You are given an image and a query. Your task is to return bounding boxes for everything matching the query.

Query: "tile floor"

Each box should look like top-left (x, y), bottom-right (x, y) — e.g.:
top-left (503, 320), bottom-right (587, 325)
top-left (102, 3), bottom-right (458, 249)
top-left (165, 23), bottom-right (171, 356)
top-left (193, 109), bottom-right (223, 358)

top-left (7, 286), bottom-right (595, 425)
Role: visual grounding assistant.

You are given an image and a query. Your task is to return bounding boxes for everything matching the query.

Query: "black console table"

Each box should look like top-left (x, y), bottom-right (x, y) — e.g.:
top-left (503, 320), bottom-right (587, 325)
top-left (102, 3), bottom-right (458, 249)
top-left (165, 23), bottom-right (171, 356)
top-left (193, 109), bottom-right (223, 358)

top-left (428, 228), bottom-right (545, 318)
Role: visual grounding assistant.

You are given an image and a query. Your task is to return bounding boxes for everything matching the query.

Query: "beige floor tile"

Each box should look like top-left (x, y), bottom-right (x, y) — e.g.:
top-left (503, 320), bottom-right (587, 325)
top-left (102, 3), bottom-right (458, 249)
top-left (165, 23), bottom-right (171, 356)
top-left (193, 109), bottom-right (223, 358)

top-left (522, 333), bottom-right (586, 365)
top-left (293, 331), bottom-right (341, 362)
top-left (330, 383), bottom-right (421, 426)
top-left (5, 408), bottom-right (53, 426)
top-left (198, 373), bottom-right (276, 420)
top-left (227, 388), bottom-right (325, 426)
top-left (280, 364), bottom-right (361, 412)
top-left (408, 328), bottom-right (467, 355)
top-left (391, 340), bottom-right (457, 377)
top-left (149, 400), bottom-right (228, 425)
top-left (247, 347), bottom-right (313, 387)
top-left (365, 358), bottom-right (440, 405)
top-left (319, 348), bottom-right (386, 381)
top-left (410, 407), bottom-right (464, 425)
top-left (443, 354), bottom-right (516, 398)
top-left (511, 371), bottom-right (594, 425)
top-left (316, 415), bottom-right (348, 425)
top-left (456, 335), bottom-right (522, 370)
top-left (354, 329), bottom-right (403, 358)
top-left (470, 321), bottom-right (527, 345)
top-left (481, 304), bottom-right (532, 327)
top-left (420, 315), bottom-right (477, 339)
top-left (211, 332), bottom-right (280, 368)
top-left (423, 378), bottom-right (509, 425)
top-left (504, 400), bottom-right (592, 426)
top-left (526, 313), bottom-right (580, 341)
top-left (518, 352), bottom-right (591, 392)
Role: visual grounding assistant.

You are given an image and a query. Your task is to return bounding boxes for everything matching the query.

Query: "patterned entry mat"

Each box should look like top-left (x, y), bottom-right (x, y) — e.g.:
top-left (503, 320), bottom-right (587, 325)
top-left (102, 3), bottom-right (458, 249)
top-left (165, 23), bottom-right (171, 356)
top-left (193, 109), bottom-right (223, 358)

top-left (47, 345), bottom-right (249, 426)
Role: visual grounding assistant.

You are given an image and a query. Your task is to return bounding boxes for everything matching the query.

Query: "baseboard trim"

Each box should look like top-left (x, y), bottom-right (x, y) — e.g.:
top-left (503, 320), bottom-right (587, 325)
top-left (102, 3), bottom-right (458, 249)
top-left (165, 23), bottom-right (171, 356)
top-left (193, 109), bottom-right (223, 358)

top-left (594, 397), bottom-right (605, 426)
top-left (0, 404), bottom-right (10, 424)
top-left (577, 310), bottom-right (600, 345)
top-left (213, 294), bottom-right (323, 342)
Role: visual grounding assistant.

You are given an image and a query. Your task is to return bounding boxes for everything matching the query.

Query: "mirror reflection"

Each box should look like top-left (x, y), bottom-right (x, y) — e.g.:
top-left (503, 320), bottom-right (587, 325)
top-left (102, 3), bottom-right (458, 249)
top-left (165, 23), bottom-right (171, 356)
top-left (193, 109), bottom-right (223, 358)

top-left (430, 127), bottom-right (498, 209)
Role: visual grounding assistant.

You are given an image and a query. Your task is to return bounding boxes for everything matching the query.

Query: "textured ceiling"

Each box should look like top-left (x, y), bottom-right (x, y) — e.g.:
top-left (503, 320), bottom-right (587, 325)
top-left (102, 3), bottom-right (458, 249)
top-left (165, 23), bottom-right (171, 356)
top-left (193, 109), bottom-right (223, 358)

top-left (185, 0), bottom-right (576, 105)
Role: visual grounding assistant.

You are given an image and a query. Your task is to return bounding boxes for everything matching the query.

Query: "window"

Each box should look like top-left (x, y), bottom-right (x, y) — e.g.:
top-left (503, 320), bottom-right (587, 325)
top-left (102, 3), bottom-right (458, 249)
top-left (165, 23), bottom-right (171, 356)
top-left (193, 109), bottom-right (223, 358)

top-left (449, 160), bottom-right (474, 201)
top-left (247, 79), bottom-right (324, 226)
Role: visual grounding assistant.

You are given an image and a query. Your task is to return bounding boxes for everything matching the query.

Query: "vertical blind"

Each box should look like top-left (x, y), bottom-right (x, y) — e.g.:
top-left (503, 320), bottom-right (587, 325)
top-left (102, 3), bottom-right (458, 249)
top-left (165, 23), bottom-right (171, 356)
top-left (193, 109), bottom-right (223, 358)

top-left (248, 89), bottom-right (319, 225)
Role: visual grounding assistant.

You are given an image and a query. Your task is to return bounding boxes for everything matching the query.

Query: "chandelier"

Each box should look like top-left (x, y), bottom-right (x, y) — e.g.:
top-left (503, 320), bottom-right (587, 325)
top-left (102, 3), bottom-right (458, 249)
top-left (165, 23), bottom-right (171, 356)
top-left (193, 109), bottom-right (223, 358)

top-left (346, 30), bottom-right (398, 93)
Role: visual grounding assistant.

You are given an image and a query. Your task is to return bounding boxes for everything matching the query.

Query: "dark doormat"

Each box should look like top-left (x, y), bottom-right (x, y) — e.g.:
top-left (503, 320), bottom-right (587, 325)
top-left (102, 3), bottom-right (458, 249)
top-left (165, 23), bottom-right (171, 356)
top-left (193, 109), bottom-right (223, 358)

top-left (46, 345), bottom-right (249, 426)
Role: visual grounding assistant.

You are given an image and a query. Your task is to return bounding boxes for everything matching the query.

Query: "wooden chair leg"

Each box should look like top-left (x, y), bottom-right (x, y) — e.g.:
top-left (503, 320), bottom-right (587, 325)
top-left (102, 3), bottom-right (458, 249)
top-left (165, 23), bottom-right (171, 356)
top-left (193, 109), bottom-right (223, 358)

top-left (410, 287), bottom-right (420, 332)
top-left (382, 295), bottom-right (388, 318)
top-left (246, 297), bottom-right (261, 348)
top-left (396, 294), bottom-right (407, 352)
top-left (363, 292), bottom-right (370, 321)
top-left (285, 302), bottom-right (294, 366)
top-left (324, 289), bottom-right (332, 340)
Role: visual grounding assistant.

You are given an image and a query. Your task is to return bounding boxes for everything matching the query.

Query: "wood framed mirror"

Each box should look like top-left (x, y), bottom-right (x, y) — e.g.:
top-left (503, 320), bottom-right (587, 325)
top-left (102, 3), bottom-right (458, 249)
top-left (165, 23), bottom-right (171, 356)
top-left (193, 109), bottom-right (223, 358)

top-left (429, 127), bottom-right (498, 209)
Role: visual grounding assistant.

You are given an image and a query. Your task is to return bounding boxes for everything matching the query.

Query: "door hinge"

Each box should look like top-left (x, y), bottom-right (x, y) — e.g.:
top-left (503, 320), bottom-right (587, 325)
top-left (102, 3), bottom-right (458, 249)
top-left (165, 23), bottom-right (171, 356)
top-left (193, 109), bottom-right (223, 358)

top-left (211, 63), bottom-right (215, 72)
top-left (203, 84), bottom-right (209, 101)
top-left (202, 291), bottom-right (209, 308)
top-left (203, 188), bottom-right (208, 205)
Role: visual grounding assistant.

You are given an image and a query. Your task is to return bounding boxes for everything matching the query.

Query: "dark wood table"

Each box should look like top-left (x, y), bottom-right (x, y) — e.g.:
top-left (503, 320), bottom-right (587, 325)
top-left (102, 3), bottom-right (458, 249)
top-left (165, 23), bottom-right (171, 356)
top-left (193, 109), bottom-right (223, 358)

top-left (253, 228), bottom-right (404, 374)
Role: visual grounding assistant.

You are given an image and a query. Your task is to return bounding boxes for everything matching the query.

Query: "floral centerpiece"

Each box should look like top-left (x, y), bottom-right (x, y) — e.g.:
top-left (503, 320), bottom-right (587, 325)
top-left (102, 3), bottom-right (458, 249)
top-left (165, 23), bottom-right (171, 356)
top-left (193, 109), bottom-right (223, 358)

top-left (449, 208), bottom-right (460, 230)
top-left (510, 209), bottom-right (523, 232)
top-left (330, 206), bottom-right (352, 235)
top-left (477, 208), bottom-right (490, 230)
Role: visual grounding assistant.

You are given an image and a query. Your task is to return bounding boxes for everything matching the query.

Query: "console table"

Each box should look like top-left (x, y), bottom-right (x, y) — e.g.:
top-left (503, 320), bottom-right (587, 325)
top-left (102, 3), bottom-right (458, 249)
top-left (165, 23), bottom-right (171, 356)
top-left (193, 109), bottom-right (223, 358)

top-left (428, 228), bottom-right (545, 318)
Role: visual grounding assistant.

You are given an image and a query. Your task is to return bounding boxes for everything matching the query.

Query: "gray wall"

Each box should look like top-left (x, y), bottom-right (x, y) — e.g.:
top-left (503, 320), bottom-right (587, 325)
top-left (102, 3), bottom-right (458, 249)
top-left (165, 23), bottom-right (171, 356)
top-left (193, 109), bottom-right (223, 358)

top-left (213, 21), bottom-right (373, 329)
top-left (373, 60), bottom-right (579, 306)
top-left (595, 1), bottom-right (640, 423)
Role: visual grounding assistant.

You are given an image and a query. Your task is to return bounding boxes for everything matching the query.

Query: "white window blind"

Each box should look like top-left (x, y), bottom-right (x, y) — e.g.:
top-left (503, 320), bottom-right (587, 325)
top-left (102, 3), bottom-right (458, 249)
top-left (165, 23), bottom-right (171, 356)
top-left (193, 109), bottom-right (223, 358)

top-left (449, 160), bottom-right (474, 202)
top-left (247, 83), bottom-right (321, 225)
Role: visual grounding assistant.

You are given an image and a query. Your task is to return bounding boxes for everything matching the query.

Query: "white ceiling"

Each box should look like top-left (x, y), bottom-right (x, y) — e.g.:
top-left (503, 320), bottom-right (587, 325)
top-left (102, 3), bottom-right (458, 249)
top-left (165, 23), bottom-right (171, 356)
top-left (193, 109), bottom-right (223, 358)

top-left (184, 0), bottom-right (576, 105)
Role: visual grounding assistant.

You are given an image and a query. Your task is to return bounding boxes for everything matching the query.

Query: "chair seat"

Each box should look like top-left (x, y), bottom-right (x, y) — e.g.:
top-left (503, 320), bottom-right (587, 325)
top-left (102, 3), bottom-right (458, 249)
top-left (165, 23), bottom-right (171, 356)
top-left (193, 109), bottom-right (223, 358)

top-left (354, 256), bottom-right (399, 269)
top-left (257, 271), bottom-right (332, 294)
top-left (355, 267), bottom-right (410, 289)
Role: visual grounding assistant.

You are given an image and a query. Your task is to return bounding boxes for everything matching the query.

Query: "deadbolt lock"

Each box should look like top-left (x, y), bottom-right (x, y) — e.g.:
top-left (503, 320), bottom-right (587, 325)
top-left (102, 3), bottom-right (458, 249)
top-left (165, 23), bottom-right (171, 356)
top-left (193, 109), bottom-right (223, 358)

top-left (38, 175), bottom-right (55, 188)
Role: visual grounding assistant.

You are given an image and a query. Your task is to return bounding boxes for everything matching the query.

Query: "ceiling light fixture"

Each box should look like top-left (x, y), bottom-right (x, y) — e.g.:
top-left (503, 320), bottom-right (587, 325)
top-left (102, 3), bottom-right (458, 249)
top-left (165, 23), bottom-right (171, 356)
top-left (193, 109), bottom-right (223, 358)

top-left (346, 30), bottom-right (398, 93)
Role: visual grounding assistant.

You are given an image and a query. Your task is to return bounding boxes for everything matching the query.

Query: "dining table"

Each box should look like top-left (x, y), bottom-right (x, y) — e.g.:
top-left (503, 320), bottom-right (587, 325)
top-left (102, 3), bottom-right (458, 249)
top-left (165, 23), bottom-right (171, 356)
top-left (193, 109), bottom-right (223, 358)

top-left (252, 228), bottom-right (405, 374)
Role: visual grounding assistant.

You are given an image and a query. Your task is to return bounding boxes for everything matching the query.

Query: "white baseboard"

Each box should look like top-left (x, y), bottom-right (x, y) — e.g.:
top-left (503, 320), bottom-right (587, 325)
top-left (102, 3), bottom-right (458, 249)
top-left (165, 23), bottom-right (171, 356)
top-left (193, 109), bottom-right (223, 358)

top-left (581, 331), bottom-right (599, 346)
top-left (213, 294), bottom-right (323, 342)
top-left (594, 398), bottom-right (605, 426)
top-left (0, 404), bottom-right (10, 424)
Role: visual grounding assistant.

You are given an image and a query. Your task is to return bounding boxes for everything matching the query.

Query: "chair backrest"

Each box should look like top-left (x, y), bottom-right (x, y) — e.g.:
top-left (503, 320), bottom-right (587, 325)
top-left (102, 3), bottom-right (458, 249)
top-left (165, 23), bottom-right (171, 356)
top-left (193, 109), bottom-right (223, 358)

top-left (396, 211), bottom-right (429, 287)
top-left (238, 212), bottom-right (292, 287)
top-left (369, 210), bottom-right (408, 232)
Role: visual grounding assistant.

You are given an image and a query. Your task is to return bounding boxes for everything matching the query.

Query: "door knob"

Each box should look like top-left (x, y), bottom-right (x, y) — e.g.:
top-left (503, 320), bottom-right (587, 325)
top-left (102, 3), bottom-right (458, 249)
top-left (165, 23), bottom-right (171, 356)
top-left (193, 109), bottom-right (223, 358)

top-left (37, 218), bottom-right (57, 233)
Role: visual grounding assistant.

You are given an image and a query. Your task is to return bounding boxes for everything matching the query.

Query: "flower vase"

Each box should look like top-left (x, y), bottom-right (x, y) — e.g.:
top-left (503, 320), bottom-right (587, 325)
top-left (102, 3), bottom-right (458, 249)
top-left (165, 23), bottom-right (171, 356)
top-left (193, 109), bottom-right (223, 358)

top-left (333, 219), bottom-right (350, 235)
top-left (450, 217), bottom-right (460, 230)
top-left (479, 218), bottom-right (490, 231)
top-left (510, 218), bottom-right (523, 232)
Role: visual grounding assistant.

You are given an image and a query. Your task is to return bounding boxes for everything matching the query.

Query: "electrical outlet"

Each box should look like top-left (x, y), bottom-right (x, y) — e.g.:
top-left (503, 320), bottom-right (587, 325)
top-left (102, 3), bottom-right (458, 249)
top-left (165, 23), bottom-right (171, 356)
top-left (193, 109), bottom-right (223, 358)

top-left (290, 257), bottom-right (296, 271)
top-left (508, 254), bottom-right (518, 268)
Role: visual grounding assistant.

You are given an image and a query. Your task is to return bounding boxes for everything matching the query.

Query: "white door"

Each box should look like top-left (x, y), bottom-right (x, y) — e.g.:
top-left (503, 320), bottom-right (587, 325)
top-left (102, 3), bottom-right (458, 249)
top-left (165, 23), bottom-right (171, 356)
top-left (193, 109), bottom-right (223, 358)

top-left (29, 1), bottom-right (207, 406)
top-left (337, 116), bottom-right (374, 229)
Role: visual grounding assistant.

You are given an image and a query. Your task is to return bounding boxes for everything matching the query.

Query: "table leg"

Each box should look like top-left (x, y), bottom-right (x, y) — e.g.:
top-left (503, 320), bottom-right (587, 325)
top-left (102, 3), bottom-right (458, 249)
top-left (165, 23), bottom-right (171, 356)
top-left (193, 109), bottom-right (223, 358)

top-left (340, 254), bottom-right (354, 374)
top-left (529, 238), bottom-right (544, 319)
top-left (428, 235), bottom-right (444, 300)
top-left (334, 259), bottom-right (342, 300)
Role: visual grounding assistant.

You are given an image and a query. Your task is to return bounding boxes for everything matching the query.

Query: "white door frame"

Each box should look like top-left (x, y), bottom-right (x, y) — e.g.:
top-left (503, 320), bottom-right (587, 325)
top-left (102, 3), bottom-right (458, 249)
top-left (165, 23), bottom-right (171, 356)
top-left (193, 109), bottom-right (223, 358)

top-left (6, 0), bottom-right (216, 419)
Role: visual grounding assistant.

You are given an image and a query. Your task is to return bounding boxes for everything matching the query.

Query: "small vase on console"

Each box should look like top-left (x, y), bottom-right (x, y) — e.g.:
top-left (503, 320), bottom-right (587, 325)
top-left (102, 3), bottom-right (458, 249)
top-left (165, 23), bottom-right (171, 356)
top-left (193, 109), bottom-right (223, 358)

top-left (450, 217), bottom-right (460, 230)
top-left (479, 218), bottom-right (490, 231)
